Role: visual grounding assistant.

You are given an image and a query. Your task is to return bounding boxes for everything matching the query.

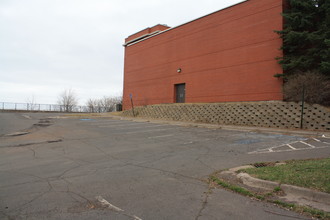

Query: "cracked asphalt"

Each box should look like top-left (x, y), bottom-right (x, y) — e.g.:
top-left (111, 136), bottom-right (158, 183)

top-left (1, 112), bottom-right (329, 220)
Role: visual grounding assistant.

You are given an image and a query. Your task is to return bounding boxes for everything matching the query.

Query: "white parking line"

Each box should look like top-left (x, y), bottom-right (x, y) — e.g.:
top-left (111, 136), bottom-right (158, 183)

top-left (114, 124), bottom-right (171, 130)
top-left (248, 137), bottom-right (330, 154)
top-left (96, 196), bottom-right (142, 220)
top-left (92, 122), bottom-right (123, 125)
top-left (248, 146), bottom-right (329, 154)
top-left (124, 128), bottom-right (171, 134)
top-left (148, 134), bottom-right (174, 139)
top-left (287, 144), bottom-right (296, 150)
top-left (98, 123), bottom-right (146, 128)
top-left (300, 141), bottom-right (315, 148)
top-left (312, 138), bottom-right (330, 145)
top-left (96, 196), bottom-right (123, 212)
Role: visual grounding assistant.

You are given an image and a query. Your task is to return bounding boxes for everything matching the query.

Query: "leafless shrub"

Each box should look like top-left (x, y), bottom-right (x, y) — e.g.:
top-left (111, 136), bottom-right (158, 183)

top-left (283, 71), bottom-right (330, 106)
top-left (85, 95), bottom-right (122, 113)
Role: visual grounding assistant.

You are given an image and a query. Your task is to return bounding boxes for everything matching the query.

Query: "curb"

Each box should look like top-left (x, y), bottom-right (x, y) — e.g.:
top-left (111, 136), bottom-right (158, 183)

top-left (237, 173), bottom-right (278, 190)
top-left (222, 166), bottom-right (330, 212)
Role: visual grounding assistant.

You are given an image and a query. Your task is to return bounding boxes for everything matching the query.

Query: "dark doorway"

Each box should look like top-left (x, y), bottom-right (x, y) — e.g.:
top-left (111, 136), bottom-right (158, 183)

top-left (175, 83), bottom-right (185, 103)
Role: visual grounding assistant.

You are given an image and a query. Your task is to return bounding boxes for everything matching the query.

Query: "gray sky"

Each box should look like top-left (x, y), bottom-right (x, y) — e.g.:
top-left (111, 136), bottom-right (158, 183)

top-left (0, 0), bottom-right (244, 105)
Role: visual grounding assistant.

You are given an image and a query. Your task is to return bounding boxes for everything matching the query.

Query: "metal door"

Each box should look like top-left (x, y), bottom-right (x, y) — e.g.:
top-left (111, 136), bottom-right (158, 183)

top-left (175, 83), bottom-right (185, 103)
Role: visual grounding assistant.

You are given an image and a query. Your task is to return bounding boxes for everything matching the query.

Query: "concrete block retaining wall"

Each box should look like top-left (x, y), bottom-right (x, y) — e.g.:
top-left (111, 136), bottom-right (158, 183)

top-left (121, 101), bottom-right (330, 131)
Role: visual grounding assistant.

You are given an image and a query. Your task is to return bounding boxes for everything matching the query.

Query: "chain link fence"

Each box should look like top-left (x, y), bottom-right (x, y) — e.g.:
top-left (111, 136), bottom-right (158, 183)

top-left (0, 102), bottom-right (122, 113)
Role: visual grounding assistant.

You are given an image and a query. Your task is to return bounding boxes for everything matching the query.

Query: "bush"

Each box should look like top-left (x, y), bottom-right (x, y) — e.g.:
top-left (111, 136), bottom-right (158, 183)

top-left (283, 71), bottom-right (330, 106)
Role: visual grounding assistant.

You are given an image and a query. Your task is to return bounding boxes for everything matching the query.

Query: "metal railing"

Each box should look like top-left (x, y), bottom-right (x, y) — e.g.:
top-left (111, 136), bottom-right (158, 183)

top-left (0, 102), bottom-right (122, 113)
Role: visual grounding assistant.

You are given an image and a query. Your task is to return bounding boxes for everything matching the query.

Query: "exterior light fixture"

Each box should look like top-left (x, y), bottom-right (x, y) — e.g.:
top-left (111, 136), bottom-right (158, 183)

top-left (177, 68), bottom-right (182, 73)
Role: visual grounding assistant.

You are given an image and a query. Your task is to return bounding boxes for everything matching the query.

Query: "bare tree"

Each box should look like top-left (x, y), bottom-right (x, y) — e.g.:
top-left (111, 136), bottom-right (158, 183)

top-left (57, 89), bottom-right (78, 112)
top-left (26, 95), bottom-right (37, 111)
top-left (86, 98), bottom-right (98, 113)
top-left (100, 96), bottom-right (114, 112)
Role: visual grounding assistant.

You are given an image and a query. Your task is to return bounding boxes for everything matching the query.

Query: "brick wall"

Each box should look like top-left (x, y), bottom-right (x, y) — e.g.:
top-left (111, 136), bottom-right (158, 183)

top-left (123, 0), bottom-right (284, 110)
top-left (121, 101), bottom-right (330, 131)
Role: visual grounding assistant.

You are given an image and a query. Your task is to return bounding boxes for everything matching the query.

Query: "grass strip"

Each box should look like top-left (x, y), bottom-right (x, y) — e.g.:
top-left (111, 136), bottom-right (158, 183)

top-left (268, 200), bottom-right (330, 219)
top-left (210, 175), bottom-right (330, 220)
top-left (241, 158), bottom-right (330, 193)
top-left (210, 176), bottom-right (255, 197)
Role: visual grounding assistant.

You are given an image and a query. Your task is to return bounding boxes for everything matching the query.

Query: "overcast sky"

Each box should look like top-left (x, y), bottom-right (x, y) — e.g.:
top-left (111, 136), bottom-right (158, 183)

top-left (0, 0), bottom-right (244, 105)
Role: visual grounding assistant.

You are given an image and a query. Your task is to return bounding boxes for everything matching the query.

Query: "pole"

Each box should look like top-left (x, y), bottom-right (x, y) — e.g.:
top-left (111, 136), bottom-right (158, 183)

top-left (300, 84), bottom-right (305, 129)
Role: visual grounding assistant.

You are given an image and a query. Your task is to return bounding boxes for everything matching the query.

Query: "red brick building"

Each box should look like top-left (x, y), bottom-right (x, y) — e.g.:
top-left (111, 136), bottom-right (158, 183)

top-left (123, 0), bottom-right (284, 110)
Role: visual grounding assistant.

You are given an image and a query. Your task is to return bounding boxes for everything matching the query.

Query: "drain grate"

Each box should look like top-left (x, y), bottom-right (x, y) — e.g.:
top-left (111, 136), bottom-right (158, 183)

top-left (253, 162), bottom-right (277, 168)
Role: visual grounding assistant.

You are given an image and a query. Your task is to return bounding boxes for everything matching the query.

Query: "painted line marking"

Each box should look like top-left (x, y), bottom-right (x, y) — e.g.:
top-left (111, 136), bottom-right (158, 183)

top-left (300, 141), bottom-right (315, 148)
top-left (287, 144), bottom-right (296, 150)
top-left (96, 196), bottom-right (142, 220)
top-left (311, 138), bottom-right (330, 145)
top-left (248, 137), bottom-right (330, 154)
top-left (91, 122), bottom-right (126, 126)
top-left (148, 134), bottom-right (174, 139)
top-left (124, 128), bottom-right (171, 134)
top-left (288, 140), bottom-right (303, 145)
top-left (248, 146), bottom-right (329, 154)
top-left (114, 124), bottom-right (171, 130)
top-left (98, 123), bottom-right (147, 128)
top-left (89, 121), bottom-right (138, 125)
top-left (96, 196), bottom-right (123, 212)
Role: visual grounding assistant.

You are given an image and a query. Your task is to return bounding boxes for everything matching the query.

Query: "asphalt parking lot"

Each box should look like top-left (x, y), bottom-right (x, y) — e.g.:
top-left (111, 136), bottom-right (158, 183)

top-left (1, 112), bottom-right (329, 219)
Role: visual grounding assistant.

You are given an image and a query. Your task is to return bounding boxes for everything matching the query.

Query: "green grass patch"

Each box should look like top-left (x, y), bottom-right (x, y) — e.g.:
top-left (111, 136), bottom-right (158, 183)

top-left (209, 176), bottom-right (254, 197)
top-left (273, 186), bottom-right (282, 193)
top-left (242, 158), bottom-right (330, 193)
